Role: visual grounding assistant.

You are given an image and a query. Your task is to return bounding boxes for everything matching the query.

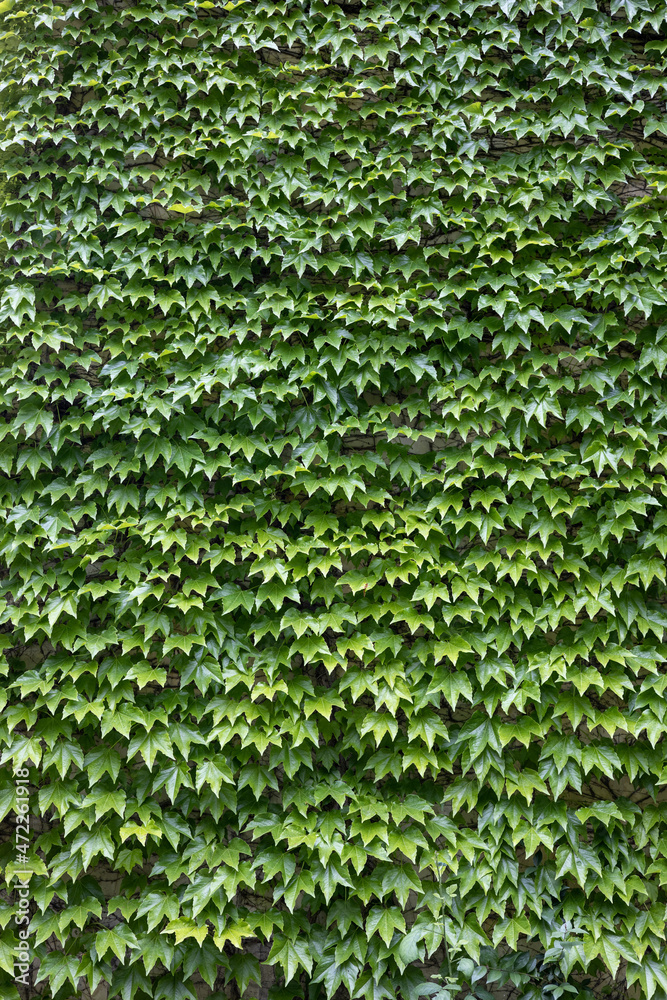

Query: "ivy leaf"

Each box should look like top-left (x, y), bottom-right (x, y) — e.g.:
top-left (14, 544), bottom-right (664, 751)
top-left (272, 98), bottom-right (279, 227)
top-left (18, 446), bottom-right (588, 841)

top-left (365, 907), bottom-right (406, 946)
top-left (83, 747), bottom-right (122, 784)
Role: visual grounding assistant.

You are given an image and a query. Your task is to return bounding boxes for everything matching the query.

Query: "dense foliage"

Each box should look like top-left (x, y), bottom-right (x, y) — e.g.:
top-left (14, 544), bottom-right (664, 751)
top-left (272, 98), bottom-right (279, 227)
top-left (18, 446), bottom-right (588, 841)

top-left (2, 0), bottom-right (667, 999)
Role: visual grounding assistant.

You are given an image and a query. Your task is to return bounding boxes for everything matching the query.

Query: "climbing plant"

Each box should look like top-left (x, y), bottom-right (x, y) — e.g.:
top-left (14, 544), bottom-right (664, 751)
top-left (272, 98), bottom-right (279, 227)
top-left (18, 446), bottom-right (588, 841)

top-left (1, 1), bottom-right (667, 999)
top-left (0, 1), bottom-right (27, 211)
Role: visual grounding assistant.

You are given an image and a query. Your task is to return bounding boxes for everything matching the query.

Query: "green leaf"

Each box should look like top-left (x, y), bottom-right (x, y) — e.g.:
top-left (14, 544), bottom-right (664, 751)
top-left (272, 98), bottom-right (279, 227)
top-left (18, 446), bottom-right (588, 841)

top-left (365, 906), bottom-right (406, 946)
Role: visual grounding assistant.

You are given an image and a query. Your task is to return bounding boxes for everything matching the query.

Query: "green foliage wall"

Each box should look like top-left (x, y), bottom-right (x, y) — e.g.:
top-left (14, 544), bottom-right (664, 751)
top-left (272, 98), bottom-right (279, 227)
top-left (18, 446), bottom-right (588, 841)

top-left (0, 2), bottom-right (27, 209)
top-left (2, 1), bottom-right (667, 999)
